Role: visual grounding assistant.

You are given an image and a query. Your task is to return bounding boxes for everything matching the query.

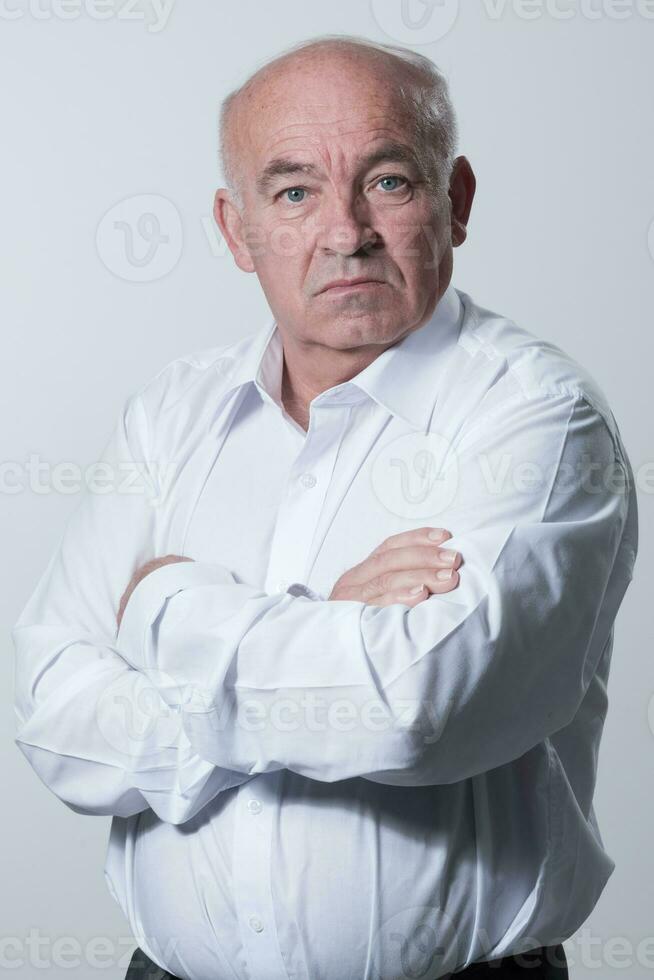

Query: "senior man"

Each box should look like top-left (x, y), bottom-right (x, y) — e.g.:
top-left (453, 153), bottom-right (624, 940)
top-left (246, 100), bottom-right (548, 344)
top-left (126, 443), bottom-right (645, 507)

top-left (13, 34), bottom-right (637, 980)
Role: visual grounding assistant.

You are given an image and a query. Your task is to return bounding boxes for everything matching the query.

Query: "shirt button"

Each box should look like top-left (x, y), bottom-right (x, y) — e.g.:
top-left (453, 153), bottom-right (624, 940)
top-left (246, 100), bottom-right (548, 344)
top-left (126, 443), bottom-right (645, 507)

top-left (276, 579), bottom-right (287, 592)
top-left (300, 472), bottom-right (317, 489)
top-left (247, 799), bottom-right (262, 815)
top-left (249, 915), bottom-right (264, 933)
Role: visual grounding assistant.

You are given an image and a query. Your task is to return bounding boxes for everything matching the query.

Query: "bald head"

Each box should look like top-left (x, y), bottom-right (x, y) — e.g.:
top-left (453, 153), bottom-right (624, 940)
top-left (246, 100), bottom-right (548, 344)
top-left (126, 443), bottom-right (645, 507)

top-left (218, 35), bottom-right (458, 209)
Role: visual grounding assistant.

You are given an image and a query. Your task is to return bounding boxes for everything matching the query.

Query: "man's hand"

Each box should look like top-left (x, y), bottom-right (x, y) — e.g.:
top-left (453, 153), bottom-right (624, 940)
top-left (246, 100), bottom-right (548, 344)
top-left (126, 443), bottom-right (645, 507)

top-left (116, 554), bottom-right (194, 630)
top-left (115, 528), bottom-right (461, 628)
top-left (328, 526), bottom-right (462, 607)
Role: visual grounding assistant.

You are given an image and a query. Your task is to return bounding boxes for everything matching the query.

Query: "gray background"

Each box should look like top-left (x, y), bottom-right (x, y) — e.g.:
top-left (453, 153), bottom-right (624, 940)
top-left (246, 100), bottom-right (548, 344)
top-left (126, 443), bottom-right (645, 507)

top-left (1, 1), bottom-right (652, 977)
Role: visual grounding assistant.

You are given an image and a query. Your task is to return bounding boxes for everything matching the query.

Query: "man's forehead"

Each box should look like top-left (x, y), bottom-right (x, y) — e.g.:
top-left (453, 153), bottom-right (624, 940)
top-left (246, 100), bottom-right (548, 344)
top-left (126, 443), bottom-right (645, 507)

top-left (250, 84), bottom-right (412, 130)
top-left (228, 51), bottom-right (426, 192)
top-left (238, 55), bottom-right (416, 139)
top-left (243, 47), bottom-right (413, 106)
top-left (244, 96), bottom-right (418, 169)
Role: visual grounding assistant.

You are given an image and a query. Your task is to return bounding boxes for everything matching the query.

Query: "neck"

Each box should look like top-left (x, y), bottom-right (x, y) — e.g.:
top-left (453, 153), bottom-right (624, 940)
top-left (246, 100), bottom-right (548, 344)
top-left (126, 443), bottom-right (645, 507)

top-left (280, 336), bottom-right (383, 432)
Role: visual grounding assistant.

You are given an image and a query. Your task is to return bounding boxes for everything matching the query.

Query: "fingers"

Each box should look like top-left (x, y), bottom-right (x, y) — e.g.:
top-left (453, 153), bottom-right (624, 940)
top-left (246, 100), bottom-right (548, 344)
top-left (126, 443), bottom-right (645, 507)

top-left (361, 564), bottom-right (460, 603)
top-left (370, 586), bottom-right (429, 609)
top-left (369, 526), bottom-right (452, 557)
top-left (368, 570), bottom-right (459, 607)
top-left (328, 528), bottom-right (461, 604)
top-left (346, 542), bottom-right (462, 591)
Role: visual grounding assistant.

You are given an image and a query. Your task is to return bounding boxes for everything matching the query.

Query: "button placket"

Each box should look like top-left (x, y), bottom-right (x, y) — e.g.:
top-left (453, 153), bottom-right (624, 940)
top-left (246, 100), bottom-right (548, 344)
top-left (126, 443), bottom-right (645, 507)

top-left (264, 405), bottom-right (349, 596)
top-left (232, 775), bottom-right (289, 979)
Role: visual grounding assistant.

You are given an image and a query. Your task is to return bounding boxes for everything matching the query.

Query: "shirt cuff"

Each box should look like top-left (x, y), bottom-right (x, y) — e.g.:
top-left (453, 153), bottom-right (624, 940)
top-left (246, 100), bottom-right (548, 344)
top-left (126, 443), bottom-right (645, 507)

top-left (116, 560), bottom-right (236, 670)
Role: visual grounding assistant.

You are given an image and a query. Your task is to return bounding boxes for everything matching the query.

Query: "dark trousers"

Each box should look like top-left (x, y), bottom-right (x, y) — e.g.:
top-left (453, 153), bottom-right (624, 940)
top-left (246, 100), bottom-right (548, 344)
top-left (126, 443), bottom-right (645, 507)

top-left (125, 941), bottom-right (569, 978)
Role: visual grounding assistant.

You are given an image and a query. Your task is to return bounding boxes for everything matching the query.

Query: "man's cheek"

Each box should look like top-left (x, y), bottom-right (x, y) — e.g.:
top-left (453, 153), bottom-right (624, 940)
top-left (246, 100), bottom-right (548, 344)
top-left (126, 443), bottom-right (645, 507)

top-left (266, 224), bottom-right (310, 261)
top-left (392, 222), bottom-right (424, 263)
top-left (242, 222), bottom-right (268, 258)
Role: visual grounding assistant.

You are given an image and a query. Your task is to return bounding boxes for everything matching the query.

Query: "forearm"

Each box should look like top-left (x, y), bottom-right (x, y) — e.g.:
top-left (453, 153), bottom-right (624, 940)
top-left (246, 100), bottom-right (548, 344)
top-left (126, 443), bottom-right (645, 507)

top-left (12, 392), bottom-right (254, 825)
top-left (114, 393), bottom-right (632, 787)
top-left (13, 609), bottom-right (255, 824)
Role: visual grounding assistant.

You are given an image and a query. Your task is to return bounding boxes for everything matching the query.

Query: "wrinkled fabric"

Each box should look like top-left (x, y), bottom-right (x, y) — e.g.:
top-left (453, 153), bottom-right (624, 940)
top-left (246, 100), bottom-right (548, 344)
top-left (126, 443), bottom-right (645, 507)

top-left (13, 286), bottom-right (637, 980)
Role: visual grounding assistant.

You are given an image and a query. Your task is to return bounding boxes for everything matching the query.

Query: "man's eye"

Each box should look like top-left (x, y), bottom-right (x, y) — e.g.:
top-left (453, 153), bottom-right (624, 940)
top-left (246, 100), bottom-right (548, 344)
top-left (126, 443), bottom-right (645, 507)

top-left (376, 175), bottom-right (408, 192)
top-left (281, 187), bottom-right (306, 204)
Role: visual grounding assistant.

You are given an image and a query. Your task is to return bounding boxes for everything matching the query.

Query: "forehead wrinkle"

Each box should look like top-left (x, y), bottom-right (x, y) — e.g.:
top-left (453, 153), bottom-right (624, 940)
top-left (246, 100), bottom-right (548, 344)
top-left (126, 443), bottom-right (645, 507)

top-left (257, 121), bottom-right (421, 170)
top-left (255, 103), bottom-right (417, 136)
top-left (244, 75), bottom-right (422, 147)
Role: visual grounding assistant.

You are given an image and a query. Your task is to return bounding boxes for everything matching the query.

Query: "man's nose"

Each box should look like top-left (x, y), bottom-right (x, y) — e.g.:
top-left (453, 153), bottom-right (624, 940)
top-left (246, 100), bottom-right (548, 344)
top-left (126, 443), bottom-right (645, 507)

top-left (317, 195), bottom-right (380, 256)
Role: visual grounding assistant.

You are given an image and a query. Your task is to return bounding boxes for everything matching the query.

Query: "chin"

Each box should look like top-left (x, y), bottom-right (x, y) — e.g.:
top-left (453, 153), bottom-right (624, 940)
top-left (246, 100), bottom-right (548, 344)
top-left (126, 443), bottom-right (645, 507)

top-left (315, 310), bottom-right (407, 348)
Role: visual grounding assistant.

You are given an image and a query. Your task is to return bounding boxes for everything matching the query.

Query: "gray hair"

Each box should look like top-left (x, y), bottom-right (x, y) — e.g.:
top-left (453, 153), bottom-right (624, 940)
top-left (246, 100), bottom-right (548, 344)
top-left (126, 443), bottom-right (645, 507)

top-left (218, 34), bottom-right (459, 209)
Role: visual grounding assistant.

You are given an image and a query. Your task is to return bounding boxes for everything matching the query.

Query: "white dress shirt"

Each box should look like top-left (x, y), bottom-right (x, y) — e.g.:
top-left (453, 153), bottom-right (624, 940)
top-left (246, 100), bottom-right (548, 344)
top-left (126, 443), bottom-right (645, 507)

top-left (13, 285), bottom-right (638, 980)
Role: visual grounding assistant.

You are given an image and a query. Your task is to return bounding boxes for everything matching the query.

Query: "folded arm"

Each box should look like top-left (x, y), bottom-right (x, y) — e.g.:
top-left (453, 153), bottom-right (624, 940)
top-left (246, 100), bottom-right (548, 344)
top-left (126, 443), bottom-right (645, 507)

top-left (13, 385), bottom-right (634, 823)
top-left (113, 390), bottom-right (634, 787)
top-left (12, 391), bottom-right (255, 825)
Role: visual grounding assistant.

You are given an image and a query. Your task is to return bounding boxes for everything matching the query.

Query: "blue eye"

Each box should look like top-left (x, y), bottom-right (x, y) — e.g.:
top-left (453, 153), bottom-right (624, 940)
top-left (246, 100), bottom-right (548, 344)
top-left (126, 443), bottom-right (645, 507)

top-left (378, 176), bottom-right (406, 192)
top-left (284, 187), bottom-right (306, 203)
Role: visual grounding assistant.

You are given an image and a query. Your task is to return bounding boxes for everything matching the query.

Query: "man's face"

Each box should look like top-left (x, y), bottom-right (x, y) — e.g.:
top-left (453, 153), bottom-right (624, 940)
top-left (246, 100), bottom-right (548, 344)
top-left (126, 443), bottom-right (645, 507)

top-left (215, 53), bottom-right (472, 353)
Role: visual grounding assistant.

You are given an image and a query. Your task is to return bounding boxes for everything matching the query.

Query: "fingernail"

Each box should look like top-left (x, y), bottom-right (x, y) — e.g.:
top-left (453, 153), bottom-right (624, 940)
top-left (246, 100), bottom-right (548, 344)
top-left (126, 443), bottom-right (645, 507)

top-left (437, 569), bottom-right (453, 580)
top-left (408, 583), bottom-right (426, 594)
top-left (428, 529), bottom-right (446, 541)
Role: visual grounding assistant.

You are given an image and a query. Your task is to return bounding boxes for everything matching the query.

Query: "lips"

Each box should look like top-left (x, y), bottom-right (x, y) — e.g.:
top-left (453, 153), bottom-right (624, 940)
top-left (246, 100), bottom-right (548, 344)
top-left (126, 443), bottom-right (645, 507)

top-left (319, 278), bottom-right (384, 293)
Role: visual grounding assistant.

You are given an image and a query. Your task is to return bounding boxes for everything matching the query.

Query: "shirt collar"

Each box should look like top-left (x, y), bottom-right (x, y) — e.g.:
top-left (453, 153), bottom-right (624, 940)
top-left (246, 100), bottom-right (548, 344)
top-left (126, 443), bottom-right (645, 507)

top-left (216, 284), bottom-right (463, 432)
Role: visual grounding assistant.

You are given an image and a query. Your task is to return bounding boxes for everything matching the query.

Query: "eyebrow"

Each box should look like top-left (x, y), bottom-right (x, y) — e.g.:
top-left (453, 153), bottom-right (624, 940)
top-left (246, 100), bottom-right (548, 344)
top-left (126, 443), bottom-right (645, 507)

top-left (255, 141), bottom-right (421, 195)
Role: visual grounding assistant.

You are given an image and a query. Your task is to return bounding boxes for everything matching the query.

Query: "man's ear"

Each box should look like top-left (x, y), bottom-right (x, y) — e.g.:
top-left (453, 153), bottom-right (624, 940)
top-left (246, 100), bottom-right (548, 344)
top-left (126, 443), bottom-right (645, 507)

top-left (213, 188), bottom-right (256, 273)
top-left (448, 156), bottom-right (476, 248)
